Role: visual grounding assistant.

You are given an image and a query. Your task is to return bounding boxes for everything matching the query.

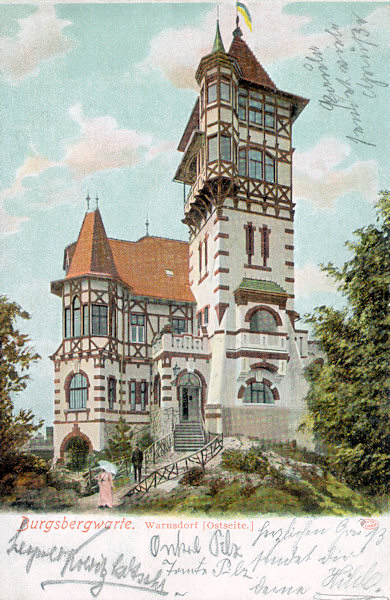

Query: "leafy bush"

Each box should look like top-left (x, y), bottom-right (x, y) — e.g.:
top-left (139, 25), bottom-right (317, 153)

top-left (138, 431), bottom-right (154, 450)
top-left (12, 486), bottom-right (78, 510)
top-left (180, 467), bottom-right (204, 486)
top-left (208, 476), bottom-right (228, 496)
top-left (222, 447), bottom-right (269, 476)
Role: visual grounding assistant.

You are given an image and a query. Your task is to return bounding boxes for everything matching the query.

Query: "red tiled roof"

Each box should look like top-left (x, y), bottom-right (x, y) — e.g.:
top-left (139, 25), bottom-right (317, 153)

top-left (66, 209), bottom-right (118, 279)
top-left (65, 210), bottom-right (194, 303)
top-left (109, 236), bottom-right (194, 302)
top-left (228, 37), bottom-right (276, 90)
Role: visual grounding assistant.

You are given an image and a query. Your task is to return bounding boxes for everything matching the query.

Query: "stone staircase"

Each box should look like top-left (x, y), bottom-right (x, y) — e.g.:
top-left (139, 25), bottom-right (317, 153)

top-left (174, 420), bottom-right (205, 451)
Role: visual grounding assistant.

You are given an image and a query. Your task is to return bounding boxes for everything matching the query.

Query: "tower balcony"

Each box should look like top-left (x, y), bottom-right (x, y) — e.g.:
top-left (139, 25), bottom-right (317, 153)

top-left (152, 331), bottom-right (209, 360)
top-left (232, 331), bottom-right (288, 353)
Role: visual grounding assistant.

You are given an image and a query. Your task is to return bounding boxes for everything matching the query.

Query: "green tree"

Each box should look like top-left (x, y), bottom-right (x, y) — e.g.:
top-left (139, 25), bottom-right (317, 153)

top-left (303, 192), bottom-right (390, 495)
top-left (0, 296), bottom-right (43, 475)
top-left (104, 418), bottom-right (133, 470)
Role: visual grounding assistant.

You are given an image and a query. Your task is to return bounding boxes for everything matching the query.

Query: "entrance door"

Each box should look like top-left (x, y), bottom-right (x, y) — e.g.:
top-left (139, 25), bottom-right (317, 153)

top-left (182, 388), bottom-right (189, 420)
top-left (178, 373), bottom-right (201, 422)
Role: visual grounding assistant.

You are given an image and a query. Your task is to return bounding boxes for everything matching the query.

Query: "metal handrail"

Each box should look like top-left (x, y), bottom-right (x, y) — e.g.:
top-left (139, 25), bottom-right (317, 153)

top-left (143, 432), bottom-right (174, 468)
top-left (126, 433), bottom-right (223, 498)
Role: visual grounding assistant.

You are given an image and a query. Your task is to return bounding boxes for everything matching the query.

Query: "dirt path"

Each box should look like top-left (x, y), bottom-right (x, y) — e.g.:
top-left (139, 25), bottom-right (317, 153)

top-left (76, 450), bottom-right (192, 511)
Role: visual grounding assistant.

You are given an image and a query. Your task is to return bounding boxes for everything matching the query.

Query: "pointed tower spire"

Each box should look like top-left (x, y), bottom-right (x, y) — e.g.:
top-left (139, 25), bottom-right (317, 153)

top-left (86, 192), bottom-right (91, 212)
top-left (66, 208), bottom-right (118, 279)
top-left (145, 215), bottom-right (149, 236)
top-left (212, 20), bottom-right (225, 54)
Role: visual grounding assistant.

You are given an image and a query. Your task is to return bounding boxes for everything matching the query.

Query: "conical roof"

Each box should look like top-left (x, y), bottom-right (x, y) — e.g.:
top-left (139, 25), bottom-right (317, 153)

top-left (228, 36), bottom-right (276, 90)
top-left (66, 209), bottom-right (118, 279)
top-left (212, 20), bottom-right (225, 54)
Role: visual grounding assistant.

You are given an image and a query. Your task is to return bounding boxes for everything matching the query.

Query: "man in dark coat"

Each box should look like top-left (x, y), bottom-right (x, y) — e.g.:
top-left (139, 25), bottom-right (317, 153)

top-left (131, 445), bottom-right (144, 482)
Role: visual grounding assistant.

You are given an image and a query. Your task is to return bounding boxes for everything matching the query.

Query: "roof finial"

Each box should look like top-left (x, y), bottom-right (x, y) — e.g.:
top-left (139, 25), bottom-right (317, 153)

top-left (212, 18), bottom-right (225, 53)
top-left (95, 194), bottom-right (99, 209)
top-left (86, 192), bottom-right (90, 212)
top-left (145, 215), bottom-right (149, 236)
top-left (233, 14), bottom-right (243, 38)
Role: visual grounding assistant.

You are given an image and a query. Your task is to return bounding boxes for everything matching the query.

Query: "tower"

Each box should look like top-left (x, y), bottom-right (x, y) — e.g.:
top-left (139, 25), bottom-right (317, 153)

top-left (175, 21), bottom-right (309, 439)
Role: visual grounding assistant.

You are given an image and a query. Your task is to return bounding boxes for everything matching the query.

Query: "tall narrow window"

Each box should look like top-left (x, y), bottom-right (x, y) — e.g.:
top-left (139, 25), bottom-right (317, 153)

top-left (238, 90), bottom-right (247, 120)
top-left (64, 307), bottom-right (71, 339)
top-left (73, 298), bottom-right (81, 337)
top-left (83, 304), bottom-right (89, 336)
top-left (204, 237), bottom-right (208, 270)
top-left (220, 135), bottom-right (231, 161)
top-left (220, 79), bottom-right (230, 102)
top-left (249, 93), bottom-right (263, 125)
top-left (208, 136), bottom-right (218, 162)
top-left (204, 306), bottom-right (209, 325)
top-left (140, 381), bottom-right (147, 411)
top-left (198, 242), bottom-right (202, 275)
top-left (130, 314), bottom-right (145, 343)
top-left (200, 86), bottom-right (204, 113)
top-left (207, 81), bottom-right (217, 104)
top-left (238, 148), bottom-right (247, 176)
top-left (197, 312), bottom-right (202, 330)
top-left (265, 154), bottom-right (275, 183)
top-left (249, 149), bottom-right (263, 180)
top-left (245, 223), bottom-right (255, 265)
top-left (130, 381), bottom-right (136, 410)
top-left (110, 301), bottom-right (116, 337)
top-left (265, 102), bottom-right (275, 129)
top-left (69, 373), bottom-right (88, 409)
top-left (108, 377), bottom-right (116, 409)
top-left (91, 304), bottom-right (108, 335)
top-left (260, 225), bottom-right (271, 267)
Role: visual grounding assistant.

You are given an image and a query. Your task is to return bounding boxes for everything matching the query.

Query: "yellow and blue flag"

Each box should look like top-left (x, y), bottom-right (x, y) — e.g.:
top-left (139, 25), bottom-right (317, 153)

top-left (236, 2), bottom-right (252, 31)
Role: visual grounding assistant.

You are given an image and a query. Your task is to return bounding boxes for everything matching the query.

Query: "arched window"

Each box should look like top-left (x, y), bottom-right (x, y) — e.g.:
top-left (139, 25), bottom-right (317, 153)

top-left (72, 297), bottom-right (81, 337)
top-left (69, 373), bottom-right (88, 409)
top-left (243, 382), bottom-right (274, 404)
top-left (178, 373), bottom-right (201, 387)
top-left (249, 309), bottom-right (277, 333)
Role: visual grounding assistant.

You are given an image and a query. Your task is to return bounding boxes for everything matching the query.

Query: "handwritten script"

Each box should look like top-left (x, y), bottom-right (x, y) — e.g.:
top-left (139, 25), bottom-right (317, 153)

top-left (4, 516), bottom-right (388, 599)
top-left (304, 12), bottom-right (388, 147)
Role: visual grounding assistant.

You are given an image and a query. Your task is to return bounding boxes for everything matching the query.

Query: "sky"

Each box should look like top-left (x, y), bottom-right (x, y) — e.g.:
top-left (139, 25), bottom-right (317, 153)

top-left (0, 1), bottom-right (389, 426)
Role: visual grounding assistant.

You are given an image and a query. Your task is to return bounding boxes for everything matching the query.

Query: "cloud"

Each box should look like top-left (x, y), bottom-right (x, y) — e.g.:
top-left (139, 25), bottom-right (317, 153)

top-left (0, 6), bottom-right (74, 81)
top-left (295, 263), bottom-right (337, 298)
top-left (0, 103), bottom-right (174, 234)
top-left (0, 153), bottom-right (59, 202)
top-left (294, 137), bottom-right (378, 208)
top-left (0, 207), bottom-right (29, 237)
top-left (138, 2), bottom-right (330, 90)
top-left (64, 104), bottom-right (154, 178)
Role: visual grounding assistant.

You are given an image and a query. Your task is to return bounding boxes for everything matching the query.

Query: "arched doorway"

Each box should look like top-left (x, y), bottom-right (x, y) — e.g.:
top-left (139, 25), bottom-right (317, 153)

top-left (177, 372), bottom-right (201, 422)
